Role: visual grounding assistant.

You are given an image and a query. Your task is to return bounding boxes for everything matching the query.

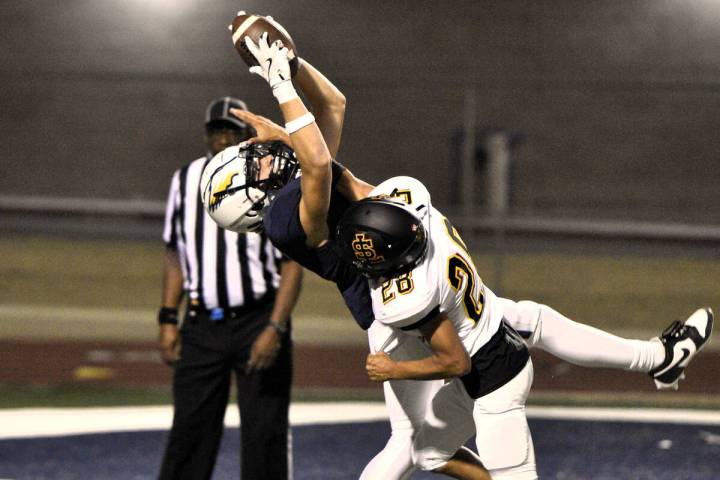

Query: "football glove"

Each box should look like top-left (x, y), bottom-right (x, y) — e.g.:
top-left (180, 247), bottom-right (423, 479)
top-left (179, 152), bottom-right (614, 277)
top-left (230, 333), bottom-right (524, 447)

top-left (245, 32), bottom-right (297, 104)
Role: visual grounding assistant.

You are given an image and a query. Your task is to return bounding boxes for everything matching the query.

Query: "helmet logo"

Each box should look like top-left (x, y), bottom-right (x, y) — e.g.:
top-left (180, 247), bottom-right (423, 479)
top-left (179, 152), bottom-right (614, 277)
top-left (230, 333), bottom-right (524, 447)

top-left (368, 189), bottom-right (412, 205)
top-left (389, 188), bottom-right (412, 204)
top-left (351, 233), bottom-right (385, 264)
top-left (209, 172), bottom-right (238, 209)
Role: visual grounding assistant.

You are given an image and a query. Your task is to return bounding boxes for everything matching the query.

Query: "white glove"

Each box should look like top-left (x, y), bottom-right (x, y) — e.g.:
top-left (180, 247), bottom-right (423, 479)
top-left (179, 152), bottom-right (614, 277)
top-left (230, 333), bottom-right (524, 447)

top-left (245, 32), bottom-right (297, 104)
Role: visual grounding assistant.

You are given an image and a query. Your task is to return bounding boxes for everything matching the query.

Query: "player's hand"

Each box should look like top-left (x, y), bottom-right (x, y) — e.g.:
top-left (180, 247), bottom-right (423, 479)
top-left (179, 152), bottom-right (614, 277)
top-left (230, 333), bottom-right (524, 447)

top-left (158, 324), bottom-right (180, 366)
top-left (245, 32), bottom-right (291, 89)
top-left (366, 352), bottom-right (395, 382)
top-left (230, 108), bottom-right (291, 145)
top-left (246, 326), bottom-right (281, 373)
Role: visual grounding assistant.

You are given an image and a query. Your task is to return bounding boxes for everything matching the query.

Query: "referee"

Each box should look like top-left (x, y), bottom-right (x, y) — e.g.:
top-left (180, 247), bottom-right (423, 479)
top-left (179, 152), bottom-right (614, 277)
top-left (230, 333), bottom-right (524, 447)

top-left (157, 97), bottom-right (303, 480)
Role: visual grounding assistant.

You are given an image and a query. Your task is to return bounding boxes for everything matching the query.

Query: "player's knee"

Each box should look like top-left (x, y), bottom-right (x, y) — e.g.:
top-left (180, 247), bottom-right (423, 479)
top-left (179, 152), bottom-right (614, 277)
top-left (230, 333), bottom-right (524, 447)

top-left (410, 436), bottom-right (449, 471)
top-left (504, 300), bottom-right (543, 346)
top-left (430, 463), bottom-right (452, 475)
top-left (360, 432), bottom-right (415, 480)
top-left (412, 451), bottom-right (448, 472)
top-left (388, 428), bottom-right (414, 447)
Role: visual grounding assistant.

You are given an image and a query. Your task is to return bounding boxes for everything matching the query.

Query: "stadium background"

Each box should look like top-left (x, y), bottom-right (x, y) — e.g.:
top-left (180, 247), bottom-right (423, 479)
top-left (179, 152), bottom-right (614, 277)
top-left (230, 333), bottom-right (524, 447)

top-left (0, 1), bottom-right (719, 478)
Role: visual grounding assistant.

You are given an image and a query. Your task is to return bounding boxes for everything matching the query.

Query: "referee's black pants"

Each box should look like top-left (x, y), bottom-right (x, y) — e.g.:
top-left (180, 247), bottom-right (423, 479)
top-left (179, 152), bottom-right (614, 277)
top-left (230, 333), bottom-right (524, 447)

top-left (158, 302), bottom-right (292, 480)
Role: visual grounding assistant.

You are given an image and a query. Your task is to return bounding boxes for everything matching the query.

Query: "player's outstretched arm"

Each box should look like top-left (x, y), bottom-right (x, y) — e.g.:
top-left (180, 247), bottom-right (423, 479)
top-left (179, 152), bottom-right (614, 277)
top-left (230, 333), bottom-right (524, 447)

top-left (245, 33), bottom-right (332, 247)
top-left (292, 59), bottom-right (375, 203)
top-left (293, 59), bottom-right (345, 159)
top-left (229, 88), bottom-right (373, 203)
top-left (293, 59), bottom-right (376, 201)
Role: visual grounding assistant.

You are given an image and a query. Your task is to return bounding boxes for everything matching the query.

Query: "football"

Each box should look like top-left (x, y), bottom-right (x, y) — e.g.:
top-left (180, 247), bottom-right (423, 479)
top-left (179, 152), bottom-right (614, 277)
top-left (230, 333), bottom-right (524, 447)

top-left (230, 11), bottom-right (299, 77)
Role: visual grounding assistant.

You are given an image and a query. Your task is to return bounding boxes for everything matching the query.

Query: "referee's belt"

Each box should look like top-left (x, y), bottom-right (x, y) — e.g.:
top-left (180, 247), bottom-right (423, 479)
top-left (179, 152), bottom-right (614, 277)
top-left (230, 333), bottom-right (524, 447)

top-left (186, 294), bottom-right (275, 322)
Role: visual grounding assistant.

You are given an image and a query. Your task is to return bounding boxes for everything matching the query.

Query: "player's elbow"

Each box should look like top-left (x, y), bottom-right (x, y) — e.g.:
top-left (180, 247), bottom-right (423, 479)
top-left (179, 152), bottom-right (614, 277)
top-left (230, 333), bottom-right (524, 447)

top-left (444, 351), bottom-right (471, 377)
top-left (307, 155), bottom-right (333, 178)
top-left (315, 95), bottom-right (346, 126)
top-left (326, 91), bottom-right (346, 113)
top-left (300, 145), bottom-right (332, 172)
top-left (457, 352), bottom-right (472, 376)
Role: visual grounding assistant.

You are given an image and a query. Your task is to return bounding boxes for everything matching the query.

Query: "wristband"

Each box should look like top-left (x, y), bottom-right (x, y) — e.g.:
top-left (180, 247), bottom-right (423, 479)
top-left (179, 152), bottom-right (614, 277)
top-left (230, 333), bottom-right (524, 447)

top-left (158, 307), bottom-right (179, 325)
top-left (267, 321), bottom-right (288, 335)
top-left (285, 112), bottom-right (316, 135)
top-left (273, 79), bottom-right (299, 104)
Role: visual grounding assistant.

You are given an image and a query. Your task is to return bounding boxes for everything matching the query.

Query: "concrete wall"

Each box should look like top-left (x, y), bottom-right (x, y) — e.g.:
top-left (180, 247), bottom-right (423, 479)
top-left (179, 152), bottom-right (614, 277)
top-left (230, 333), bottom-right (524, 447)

top-left (1, 0), bottom-right (719, 222)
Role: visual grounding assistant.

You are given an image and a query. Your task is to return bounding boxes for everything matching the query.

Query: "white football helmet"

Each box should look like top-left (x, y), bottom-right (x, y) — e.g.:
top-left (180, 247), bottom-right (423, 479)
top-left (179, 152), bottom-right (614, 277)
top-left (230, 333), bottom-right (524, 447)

top-left (200, 141), bottom-right (297, 233)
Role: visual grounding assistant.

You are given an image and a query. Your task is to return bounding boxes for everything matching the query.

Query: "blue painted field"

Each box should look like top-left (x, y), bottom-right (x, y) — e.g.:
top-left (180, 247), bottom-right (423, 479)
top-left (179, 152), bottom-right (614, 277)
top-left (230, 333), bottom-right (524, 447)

top-left (1, 407), bottom-right (719, 479)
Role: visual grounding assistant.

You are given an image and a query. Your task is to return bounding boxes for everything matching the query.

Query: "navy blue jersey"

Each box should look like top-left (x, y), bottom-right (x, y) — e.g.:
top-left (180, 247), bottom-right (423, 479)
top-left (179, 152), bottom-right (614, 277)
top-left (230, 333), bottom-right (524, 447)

top-left (264, 174), bottom-right (374, 329)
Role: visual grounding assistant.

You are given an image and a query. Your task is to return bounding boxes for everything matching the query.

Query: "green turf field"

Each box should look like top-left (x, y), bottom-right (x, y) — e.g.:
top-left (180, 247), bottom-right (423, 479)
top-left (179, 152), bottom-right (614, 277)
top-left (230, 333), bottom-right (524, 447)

top-left (1, 235), bottom-right (717, 332)
top-left (1, 235), bottom-right (718, 409)
top-left (3, 384), bottom-right (720, 410)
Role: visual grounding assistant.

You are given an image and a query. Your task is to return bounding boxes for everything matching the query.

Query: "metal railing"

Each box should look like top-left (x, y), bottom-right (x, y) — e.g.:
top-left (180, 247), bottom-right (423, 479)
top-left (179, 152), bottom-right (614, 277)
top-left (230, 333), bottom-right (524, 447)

top-left (2, 194), bottom-right (719, 243)
top-left (452, 214), bottom-right (720, 242)
top-left (0, 195), bottom-right (165, 217)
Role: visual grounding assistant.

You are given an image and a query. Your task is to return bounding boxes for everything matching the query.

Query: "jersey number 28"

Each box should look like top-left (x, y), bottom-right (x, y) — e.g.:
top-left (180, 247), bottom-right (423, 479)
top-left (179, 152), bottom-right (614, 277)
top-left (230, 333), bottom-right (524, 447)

top-left (444, 218), bottom-right (484, 323)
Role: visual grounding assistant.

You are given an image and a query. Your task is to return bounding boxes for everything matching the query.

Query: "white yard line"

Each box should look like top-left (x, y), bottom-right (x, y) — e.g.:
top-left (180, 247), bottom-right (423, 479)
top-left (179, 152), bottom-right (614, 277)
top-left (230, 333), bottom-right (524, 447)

top-left (0, 403), bottom-right (388, 439)
top-left (1, 404), bottom-right (720, 440)
top-left (526, 406), bottom-right (720, 425)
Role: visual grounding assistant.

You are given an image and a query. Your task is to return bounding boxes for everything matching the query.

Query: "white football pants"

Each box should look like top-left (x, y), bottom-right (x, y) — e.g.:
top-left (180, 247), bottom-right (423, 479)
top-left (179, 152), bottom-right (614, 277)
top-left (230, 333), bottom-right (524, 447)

top-left (412, 360), bottom-right (536, 479)
top-left (360, 322), bottom-right (443, 480)
top-left (360, 298), bottom-right (663, 478)
top-left (498, 298), bottom-right (663, 372)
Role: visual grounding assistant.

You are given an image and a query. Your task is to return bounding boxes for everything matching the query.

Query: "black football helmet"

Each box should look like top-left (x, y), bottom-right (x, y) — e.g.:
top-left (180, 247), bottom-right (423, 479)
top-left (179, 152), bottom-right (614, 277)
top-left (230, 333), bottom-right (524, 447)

top-left (335, 197), bottom-right (428, 278)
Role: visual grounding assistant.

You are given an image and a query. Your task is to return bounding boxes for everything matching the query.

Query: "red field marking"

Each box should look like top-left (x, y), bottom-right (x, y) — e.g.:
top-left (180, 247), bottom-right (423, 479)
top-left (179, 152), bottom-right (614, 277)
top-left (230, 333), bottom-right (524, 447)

top-left (1, 340), bottom-right (718, 395)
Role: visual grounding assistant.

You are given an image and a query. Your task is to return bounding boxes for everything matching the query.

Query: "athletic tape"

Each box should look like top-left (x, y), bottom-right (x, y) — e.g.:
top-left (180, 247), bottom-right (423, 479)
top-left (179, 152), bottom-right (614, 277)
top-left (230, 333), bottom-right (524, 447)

top-left (285, 112), bottom-right (316, 134)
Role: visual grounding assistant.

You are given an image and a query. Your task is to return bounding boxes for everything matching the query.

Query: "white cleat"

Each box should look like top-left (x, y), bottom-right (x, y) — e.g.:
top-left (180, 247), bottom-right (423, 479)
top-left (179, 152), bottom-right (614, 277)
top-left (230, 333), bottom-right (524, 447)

top-left (649, 308), bottom-right (713, 390)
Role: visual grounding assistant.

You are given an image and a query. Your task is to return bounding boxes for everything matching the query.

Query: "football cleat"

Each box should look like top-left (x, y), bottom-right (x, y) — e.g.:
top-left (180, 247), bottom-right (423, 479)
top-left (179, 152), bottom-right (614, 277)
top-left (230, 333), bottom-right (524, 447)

top-left (649, 308), bottom-right (714, 390)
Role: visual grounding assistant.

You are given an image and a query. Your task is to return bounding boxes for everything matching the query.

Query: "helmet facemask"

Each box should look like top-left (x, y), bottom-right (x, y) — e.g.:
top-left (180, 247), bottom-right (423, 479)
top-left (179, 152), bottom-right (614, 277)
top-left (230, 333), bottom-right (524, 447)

top-left (210, 142), bottom-right (297, 210)
top-left (201, 142), bottom-right (297, 233)
top-left (243, 142), bottom-right (298, 193)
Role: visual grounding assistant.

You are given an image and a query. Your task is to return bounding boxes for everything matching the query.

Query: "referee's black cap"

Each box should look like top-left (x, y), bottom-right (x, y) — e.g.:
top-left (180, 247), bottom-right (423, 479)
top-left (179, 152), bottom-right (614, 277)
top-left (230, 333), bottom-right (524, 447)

top-left (205, 97), bottom-right (249, 132)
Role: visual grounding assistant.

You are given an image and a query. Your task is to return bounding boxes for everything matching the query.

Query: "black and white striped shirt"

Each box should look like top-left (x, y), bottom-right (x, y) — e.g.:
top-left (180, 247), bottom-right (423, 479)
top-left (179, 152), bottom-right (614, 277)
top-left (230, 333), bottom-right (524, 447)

top-left (163, 156), bottom-right (284, 309)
